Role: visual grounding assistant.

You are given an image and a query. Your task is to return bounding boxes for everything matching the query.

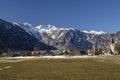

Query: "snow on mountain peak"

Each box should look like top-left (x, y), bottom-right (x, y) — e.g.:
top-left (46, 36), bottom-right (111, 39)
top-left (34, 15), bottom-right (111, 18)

top-left (23, 22), bottom-right (32, 27)
top-left (36, 25), bottom-right (75, 33)
top-left (36, 25), bottom-right (57, 33)
top-left (36, 25), bottom-right (57, 30)
top-left (83, 30), bottom-right (106, 35)
top-left (12, 22), bottom-right (20, 26)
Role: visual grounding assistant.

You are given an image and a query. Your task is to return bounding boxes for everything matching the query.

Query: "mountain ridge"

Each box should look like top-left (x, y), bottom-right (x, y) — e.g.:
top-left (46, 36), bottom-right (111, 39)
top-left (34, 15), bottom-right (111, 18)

top-left (0, 18), bottom-right (119, 53)
top-left (0, 19), bottom-right (56, 53)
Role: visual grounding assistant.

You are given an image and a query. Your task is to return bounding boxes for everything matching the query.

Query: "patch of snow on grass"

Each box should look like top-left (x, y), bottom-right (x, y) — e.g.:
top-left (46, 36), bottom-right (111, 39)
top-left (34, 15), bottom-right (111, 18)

top-left (12, 56), bottom-right (36, 59)
top-left (4, 66), bottom-right (12, 69)
top-left (0, 68), bottom-right (2, 70)
top-left (40, 55), bottom-right (97, 59)
top-left (11, 56), bottom-right (98, 59)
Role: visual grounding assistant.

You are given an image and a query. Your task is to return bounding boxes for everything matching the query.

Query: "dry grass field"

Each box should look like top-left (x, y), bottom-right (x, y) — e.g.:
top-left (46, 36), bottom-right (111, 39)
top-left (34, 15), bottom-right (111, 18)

top-left (0, 56), bottom-right (120, 80)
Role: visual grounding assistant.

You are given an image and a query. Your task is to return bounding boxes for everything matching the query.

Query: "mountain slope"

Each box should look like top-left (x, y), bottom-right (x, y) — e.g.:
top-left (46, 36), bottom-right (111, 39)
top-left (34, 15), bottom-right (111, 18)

top-left (0, 19), bottom-right (56, 53)
top-left (36, 25), bottom-right (93, 50)
top-left (35, 25), bottom-right (117, 50)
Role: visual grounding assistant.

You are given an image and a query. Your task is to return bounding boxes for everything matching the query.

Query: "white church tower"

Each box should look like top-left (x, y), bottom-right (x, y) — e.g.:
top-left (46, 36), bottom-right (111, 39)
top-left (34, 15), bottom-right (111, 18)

top-left (110, 38), bottom-right (115, 54)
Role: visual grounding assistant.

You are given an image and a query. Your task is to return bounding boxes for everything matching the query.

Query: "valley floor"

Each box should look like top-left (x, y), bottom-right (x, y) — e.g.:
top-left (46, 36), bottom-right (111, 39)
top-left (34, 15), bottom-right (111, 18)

top-left (0, 55), bottom-right (120, 80)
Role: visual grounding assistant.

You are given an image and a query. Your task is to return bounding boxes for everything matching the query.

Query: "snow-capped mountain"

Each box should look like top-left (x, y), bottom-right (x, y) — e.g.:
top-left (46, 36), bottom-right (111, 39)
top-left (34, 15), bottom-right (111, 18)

top-left (34, 25), bottom-right (116, 50)
top-left (9, 22), bottom-right (117, 50)
top-left (0, 19), bottom-right (56, 53)
top-left (32, 25), bottom-right (92, 49)
top-left (0, 18), bottom-right (119, 53)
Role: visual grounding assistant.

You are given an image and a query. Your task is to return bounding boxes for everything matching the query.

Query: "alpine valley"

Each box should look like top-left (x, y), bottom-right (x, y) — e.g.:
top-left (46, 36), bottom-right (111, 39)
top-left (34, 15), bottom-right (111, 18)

top-left (0, 18), bottom-right (119, 53)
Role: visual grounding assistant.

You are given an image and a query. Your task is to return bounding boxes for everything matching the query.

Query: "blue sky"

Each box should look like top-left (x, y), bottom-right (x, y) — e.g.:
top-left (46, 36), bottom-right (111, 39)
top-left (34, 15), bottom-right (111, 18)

top-left (0, 0), bottom-right (120, 33)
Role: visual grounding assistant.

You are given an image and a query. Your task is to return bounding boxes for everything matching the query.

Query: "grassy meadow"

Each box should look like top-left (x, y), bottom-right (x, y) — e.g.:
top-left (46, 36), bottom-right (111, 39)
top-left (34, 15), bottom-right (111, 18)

top-left (0, 57), bottom-right (120, 80)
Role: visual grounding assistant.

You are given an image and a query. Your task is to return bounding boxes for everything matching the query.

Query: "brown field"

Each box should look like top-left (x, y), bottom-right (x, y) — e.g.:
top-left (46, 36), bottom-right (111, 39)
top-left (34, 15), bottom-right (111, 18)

top-left (0, 56), bottom-right (120, 80)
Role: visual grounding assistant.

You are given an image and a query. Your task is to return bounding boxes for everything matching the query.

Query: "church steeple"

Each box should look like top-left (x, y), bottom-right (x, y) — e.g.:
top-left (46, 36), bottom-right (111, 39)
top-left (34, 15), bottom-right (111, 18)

top-left (111, 38), bottom-right (114, 44)
top-left (110, 38), bottom-right (115, 54)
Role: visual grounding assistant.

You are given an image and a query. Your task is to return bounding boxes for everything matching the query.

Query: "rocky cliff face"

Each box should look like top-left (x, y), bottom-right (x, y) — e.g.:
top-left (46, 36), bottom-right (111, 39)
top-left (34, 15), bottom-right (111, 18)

top-left (36, 25), bottom-right (117, 50)
top-left (115, 31), bottom-right (120, 44)
top-left (38, 25), bottom-right (120, 51)
top-left (85, 33), bottom-right (115, 49)
top-left (39, 29), bottom-right (92, 50)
